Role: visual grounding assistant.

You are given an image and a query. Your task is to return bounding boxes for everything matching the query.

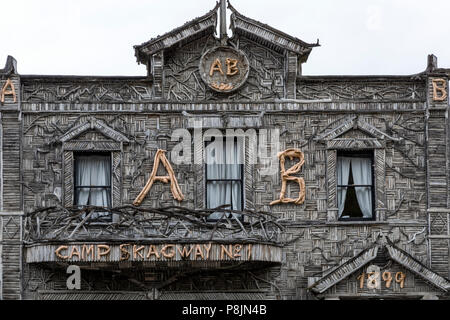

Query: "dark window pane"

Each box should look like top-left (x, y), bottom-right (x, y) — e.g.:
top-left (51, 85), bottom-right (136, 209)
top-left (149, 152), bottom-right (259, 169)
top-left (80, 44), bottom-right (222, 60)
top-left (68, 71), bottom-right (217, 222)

top-left (337, 151), bottom-right (374, 220)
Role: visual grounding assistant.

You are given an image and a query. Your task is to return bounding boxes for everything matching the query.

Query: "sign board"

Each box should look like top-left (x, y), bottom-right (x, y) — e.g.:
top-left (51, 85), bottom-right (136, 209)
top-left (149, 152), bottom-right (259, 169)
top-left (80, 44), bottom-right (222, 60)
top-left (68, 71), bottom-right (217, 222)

top-left (25, 242), bottom-right (282, 264)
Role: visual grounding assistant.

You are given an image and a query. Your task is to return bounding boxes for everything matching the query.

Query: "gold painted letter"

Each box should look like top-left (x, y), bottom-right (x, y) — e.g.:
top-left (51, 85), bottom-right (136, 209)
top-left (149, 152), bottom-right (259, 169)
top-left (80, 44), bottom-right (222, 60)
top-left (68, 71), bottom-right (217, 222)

top-left (432, 79), bottom-right (448, 101)
top-left (97, 245), bottom-right (111, 259)
top-left (226, 58), bottom-right (239, 76)
top-left (119, 244), bottom-right (131, 261)
top-left (270, 148), bottom-right (306, 206)
top-left (133, 149), bottom-right (184, 206)
top-left (161, 245), bottom-right (175, 259)
top-left (209, 58), bottom-right (224, 76)
top-left (82, 244), bottom-right (94, 260)
top-left (0, 79), bottom-right (17, 104)
top-left (55, 246), bottom-right (69, 260)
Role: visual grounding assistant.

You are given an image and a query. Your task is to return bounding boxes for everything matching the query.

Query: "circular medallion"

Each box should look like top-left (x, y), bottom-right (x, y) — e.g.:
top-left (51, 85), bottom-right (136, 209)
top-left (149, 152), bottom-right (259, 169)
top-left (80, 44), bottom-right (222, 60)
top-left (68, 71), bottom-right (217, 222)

top-left (199, 46), bottom-right (249, 93)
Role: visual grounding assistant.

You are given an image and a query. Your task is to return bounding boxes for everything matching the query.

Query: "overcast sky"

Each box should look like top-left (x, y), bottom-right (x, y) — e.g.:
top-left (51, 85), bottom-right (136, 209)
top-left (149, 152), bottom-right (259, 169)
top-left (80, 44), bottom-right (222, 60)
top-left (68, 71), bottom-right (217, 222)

top-left (1, 0), bottom-right (449, 76)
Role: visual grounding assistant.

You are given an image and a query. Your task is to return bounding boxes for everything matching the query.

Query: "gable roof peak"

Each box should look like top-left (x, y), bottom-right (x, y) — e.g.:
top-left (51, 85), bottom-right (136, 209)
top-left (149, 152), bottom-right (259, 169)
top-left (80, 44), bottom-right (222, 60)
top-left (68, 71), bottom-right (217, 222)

top-left (134, 3), bottom-right (220, 64)
top-left (308, 234), bottom-right (450, 295)
top-left (228, 2), bottom-right (319, 62)
top-left (134, 1), bottom-right (319, 65)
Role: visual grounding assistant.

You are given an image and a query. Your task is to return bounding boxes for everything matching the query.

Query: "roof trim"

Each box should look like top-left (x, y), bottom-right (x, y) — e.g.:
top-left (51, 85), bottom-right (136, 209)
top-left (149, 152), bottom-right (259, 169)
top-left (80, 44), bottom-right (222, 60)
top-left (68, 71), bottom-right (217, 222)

top-left (134, 3), bottom-right (219, 63)
top-left (309, 234), bottom-right (450, 294)
top-left (0, 55), bottom-right (17, 76)
top-left (298, 75), bottom-right (426, 82)
top-left (21, 75), bottom-right (152, 83)
top-left (386, 239), bottom-right (450, 292)
top-left (229, 2), bottom-right (319, 61)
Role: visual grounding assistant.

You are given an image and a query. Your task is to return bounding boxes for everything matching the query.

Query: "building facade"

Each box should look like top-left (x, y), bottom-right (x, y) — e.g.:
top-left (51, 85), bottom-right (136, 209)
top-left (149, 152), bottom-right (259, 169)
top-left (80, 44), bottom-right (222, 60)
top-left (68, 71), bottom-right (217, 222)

top-left (0, 2), bottom-right (449, 300)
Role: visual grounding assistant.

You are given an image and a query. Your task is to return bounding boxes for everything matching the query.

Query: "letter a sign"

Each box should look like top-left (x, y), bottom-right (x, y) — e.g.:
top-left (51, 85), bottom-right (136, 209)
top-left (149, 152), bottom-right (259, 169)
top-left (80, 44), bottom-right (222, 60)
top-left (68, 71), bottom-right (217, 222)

top-left (133, 149), bottom-right (184, 206)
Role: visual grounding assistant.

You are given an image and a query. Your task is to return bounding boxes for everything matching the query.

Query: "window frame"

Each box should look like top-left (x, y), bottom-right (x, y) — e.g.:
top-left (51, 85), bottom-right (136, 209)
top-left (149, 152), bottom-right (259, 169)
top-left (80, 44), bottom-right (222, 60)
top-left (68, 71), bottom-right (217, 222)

top-left (73, 152), bottom-right (112, 207)
top-left (204, 136), bottom-right (245, 221)
top-left (337, 150), bottom-right (376, 222)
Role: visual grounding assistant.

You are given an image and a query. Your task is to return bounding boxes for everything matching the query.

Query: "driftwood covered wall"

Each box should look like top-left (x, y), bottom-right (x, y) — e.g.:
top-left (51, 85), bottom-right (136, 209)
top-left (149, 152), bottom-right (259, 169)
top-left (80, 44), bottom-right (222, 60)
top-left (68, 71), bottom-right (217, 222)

top-left (17, 68), bottom-right (444, 300)
top-left (0, 4), bottom-right (449, 299)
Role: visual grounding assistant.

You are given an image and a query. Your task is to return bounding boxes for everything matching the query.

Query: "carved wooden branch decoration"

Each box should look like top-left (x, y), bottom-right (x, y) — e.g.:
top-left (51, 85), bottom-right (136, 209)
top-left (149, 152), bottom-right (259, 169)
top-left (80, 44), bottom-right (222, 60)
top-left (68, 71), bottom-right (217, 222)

top-left (270, 148), bottom-right (306, 206)
top-left (133, 149), bottom-right (184, 206)
top-left (24, 205), bottom-right (285, 244)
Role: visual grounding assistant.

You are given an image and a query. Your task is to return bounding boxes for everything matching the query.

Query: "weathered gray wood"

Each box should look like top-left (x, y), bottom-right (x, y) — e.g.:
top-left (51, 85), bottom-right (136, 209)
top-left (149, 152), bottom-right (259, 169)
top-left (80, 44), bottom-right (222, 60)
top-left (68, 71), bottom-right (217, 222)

top-left (2, 4), bottom-right (450, 301)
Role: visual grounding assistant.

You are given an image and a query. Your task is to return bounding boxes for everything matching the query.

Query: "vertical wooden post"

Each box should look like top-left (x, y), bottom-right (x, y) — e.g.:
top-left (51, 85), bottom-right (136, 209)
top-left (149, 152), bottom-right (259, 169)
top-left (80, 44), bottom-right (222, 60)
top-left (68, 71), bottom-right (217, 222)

top-left (220, 0), bottom-right (227, 44)
top-left (0, 216), bottom-right (2, 300)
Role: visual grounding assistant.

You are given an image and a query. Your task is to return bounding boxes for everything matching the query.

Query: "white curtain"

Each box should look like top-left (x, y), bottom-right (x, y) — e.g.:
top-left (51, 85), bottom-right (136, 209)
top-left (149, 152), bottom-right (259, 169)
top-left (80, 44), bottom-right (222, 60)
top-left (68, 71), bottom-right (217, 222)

top-left (351, 158), bottom-right (373, 218)
top-left (75, 155), bottom-right (111, 218)
top-left (337, 156), bottom-right (372, 218)
top-left (337, 157), bottom-right (351, 218)
top-left (206, 138), bottom-right (243, 219)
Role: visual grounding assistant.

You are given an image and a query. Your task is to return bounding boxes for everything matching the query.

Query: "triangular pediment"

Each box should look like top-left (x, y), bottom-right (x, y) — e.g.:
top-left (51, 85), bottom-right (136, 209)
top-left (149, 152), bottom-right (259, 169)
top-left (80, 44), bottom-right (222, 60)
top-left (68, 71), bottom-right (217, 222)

top-left (134, 2), bottom-right (319, 65)
top-left (308, 234), bottom-right (450, 295)
top-left (315, 116), bottom-right (402, 142)
top-left (57, 118), bottom-right (129, 143)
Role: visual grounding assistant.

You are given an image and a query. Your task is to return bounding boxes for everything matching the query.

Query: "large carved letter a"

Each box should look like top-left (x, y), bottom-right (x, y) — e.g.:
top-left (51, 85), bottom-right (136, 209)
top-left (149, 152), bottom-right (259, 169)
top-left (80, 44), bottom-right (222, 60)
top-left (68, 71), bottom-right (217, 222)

top-left (133, 149), bottom-right (184, 206)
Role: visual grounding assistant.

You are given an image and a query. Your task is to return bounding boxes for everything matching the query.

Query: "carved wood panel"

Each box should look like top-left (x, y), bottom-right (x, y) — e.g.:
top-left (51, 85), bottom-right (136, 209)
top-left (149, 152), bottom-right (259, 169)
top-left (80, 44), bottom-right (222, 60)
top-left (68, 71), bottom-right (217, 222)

top-left (63, 151), bottom-right (74, 207)
top-left (164, 35), bottom-right (285, 101)
top-left (23, 82), bottom-right (153, 103)
top-left (297, 81), bottom-right (426, 101)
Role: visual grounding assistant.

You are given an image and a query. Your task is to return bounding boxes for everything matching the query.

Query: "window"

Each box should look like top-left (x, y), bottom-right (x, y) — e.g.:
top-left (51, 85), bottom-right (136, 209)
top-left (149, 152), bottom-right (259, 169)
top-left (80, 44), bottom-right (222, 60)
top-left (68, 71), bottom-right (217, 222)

top-left (205, 137), bottom-right (243, 220)
top-left (74, 152), bottom-right (112, 221)
top-left (337, 151), bottom-right (374, 220)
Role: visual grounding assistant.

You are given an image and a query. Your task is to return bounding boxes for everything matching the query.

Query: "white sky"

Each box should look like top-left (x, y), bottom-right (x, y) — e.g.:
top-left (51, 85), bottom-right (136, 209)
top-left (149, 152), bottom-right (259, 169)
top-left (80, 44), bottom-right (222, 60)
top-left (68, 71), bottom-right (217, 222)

top-left (0, 0), bottom-right (449, 76)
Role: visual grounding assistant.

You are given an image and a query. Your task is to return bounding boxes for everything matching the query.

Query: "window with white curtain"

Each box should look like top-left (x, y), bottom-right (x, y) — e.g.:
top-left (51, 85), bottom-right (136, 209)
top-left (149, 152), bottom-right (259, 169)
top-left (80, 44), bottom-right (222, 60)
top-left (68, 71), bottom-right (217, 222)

top-left (205, 137), bottom-right (243, 220)
top-left (74, 153), bottom-right (112, 221)
top-left (337, 151), bottom-right (374, 220)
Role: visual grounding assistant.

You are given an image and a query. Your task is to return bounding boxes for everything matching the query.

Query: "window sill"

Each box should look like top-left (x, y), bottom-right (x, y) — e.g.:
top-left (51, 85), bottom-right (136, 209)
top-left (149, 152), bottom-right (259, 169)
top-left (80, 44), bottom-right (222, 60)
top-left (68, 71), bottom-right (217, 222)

top-left (326, 220), bottom-right (388, 226)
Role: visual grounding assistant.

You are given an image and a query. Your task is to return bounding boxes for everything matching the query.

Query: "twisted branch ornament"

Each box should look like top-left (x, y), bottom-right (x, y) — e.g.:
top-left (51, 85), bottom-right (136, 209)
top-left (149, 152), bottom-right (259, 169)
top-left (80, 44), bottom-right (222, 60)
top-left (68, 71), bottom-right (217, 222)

top-left (270, 148), bottom-right (306, 206)
top-left (133, 149), bottom-right (184, 206)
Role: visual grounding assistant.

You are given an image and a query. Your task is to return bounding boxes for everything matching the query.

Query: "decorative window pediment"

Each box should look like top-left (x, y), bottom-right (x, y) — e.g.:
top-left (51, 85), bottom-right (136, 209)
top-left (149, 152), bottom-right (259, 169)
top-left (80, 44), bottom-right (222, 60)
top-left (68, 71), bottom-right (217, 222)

top-left (58, 118), bottom-right (129, 144)
top-left (59, 118), bottom-right (125, 210)
top-left (315, 116), bottom-right (402, 149)
top-left (57, 118), bottom-right (129, 151)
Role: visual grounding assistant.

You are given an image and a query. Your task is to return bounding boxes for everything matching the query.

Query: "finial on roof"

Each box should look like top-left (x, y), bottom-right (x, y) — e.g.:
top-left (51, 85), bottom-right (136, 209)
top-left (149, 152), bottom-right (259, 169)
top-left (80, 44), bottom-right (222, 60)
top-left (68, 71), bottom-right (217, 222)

top-left (427, 54), bottom-right (438, 72)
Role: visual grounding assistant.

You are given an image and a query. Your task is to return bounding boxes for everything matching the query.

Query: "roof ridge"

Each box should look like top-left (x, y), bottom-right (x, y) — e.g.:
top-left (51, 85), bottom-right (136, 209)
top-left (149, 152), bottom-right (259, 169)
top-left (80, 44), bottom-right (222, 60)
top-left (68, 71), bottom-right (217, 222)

top-left (134, 2), bottom-right (220, 51)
